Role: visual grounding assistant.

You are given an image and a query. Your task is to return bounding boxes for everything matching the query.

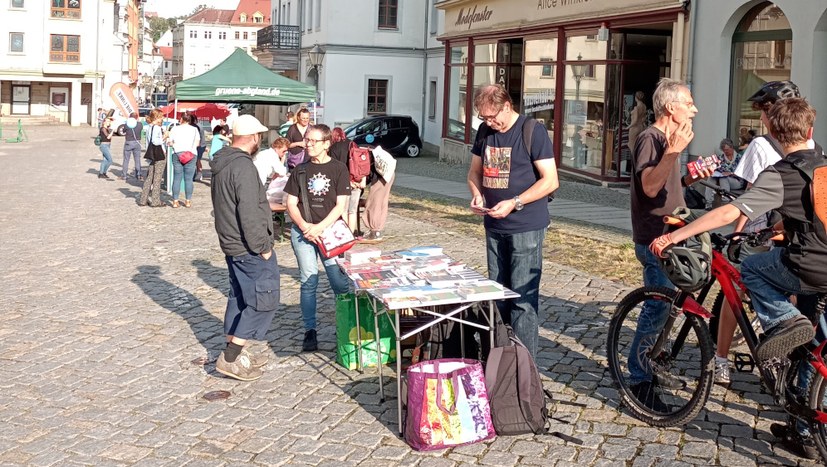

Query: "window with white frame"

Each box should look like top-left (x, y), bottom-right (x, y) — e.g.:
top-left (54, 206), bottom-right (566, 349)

top-left (541, 58), bottom-right (554, 78)
top-left (234, 31), bottom-right (240, 39)
top-left (240, 13), bottom-right (247, 22)
top-left (378, 0), bottom-right (398, 30)
top-left (11, 0), bottom-right (25, 8)
top-left (253, 12), bottom-right (263, 23)
top-left (189, 30), bottom-right (197, 39)
top-left (314, 0), bottom-right (321, 29)
top-left (9, 32), bottom-right (24, 52)
top-left (243, 31), bottom-right (248, 40)
top-left (204, 30), bottom-right (212, 39)
top-left (367, 79), bottom-right (388, 115)
top-left (189, 63), bottom-right (196, 75)
top-left (429, 0), bottom-right (437, 34)
top-left (219, 31), bottom-right (226, 40)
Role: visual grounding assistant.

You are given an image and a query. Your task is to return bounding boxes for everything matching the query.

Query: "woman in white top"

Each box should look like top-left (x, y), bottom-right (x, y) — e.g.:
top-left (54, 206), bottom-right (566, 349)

top-left (168, 113), bottom-right (201, 208)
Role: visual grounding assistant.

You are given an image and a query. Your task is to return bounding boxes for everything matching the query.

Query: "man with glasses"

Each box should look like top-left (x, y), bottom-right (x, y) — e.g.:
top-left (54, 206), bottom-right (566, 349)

top-left (467, 84), bottom-right (559, 359)
top-left (626, 78), bottom-right (711, 410)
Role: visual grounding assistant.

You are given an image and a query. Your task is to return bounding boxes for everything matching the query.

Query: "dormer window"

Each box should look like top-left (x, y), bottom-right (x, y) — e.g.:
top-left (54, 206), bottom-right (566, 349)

top-left (239, 13), bottom-right (247, 22)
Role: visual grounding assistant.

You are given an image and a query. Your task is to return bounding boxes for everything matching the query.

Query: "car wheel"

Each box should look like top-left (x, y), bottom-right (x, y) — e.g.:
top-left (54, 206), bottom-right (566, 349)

top-left (117, 125), bottom-right (126, 136)
top-left (405, 144), bottom-right (421, 158)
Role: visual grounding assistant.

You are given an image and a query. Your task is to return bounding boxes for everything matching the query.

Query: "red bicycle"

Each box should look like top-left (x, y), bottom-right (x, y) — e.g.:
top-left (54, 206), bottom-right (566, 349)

top-left (606, 214), bottom-right (827, 462)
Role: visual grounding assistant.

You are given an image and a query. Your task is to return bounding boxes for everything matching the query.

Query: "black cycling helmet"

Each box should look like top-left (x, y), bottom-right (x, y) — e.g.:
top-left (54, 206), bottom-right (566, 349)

top-left (747, 80), bottom-right (800, 106)
top-left (661, 207), bottom-right (712, 292)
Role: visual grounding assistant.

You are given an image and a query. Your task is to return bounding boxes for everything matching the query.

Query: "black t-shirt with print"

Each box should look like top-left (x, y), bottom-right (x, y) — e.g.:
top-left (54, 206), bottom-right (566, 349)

top-left (471, 115), bottom-right (553, 234)
top-left (284, 159), bottom-right (351, 224)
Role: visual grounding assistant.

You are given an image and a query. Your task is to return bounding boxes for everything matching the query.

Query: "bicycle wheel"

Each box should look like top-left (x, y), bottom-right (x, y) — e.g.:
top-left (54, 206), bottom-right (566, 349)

top-left (807, 372), bottom-right (827, 464)
top-left (607, 286), bottom-right (715, 426)
top-left (709, 290), bottom-right (762, 347)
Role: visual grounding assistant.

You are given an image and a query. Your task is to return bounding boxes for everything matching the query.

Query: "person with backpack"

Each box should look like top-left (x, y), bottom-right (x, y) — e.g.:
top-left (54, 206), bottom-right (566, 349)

top-left (650, 97), bottom-right (826, 460)
top-left (329, 127), bottom-right (367, 233)
top-left (466, 84), bottom-right (559, 360)
top-left (121, 112), bottom-right (143, 181)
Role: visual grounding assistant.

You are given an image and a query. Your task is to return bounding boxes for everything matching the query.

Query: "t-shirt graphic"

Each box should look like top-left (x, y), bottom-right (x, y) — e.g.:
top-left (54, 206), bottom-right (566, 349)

top-left (307, 171), bottom-right (332, 208)
top-left (483, 145), bottom-right (512, 189)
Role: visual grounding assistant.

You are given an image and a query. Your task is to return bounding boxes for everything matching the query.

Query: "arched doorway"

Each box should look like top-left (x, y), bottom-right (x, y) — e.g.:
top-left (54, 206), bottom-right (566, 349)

top-left (729, 2), bottom-right (792, 141)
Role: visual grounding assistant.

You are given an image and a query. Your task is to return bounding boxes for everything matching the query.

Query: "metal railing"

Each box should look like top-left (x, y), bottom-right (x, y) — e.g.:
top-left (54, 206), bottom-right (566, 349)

top-left (257, 24), bottom-right (300, 50)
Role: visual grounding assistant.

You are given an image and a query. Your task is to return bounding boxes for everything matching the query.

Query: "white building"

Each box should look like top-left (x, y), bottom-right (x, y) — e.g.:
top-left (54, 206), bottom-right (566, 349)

top-left (171, 1), bottom-right (270, 81)
top-left (271, 0), bottom-right (445, 152)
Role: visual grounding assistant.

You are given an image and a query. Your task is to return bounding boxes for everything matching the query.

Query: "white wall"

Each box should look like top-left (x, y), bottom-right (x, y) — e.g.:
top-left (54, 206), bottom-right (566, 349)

top-left (690, 0), bottom-right (827, 154)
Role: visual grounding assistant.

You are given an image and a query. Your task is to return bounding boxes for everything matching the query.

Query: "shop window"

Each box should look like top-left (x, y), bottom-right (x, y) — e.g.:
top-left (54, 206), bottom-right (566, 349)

top-left (474, 43), bottom-right (497, 63)
top-left (51, 0), bottom-right (80, 19)
top-left (49, 34), bottom-right (79, 62)
top-left (11, 0), bottom-right (24, 8)
top-left (9, 32), bottom-right (24, 53)
top-left (378, 0), bottom-right (398, 30)
top-left (730, 2), bottom-right (792, 138)
top-left (560, 64), bottom-right (606, 176)
top-left (446, 44), bottom-right (468, 141)
top-left (367, 79), bottom-right (388, 115)
top-left (566, 33), bottom-right (607, 61)
top-left (525, 37), bottom-right (557, 62)
top-left (522, 65), bottom-right (555, 144)
top-left (540, 59), bottom-right (554, 78)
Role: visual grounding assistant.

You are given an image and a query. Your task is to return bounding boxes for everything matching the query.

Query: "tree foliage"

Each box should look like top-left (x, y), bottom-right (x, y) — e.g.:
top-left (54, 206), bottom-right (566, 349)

top-left (148, 16), bottom-right (178, 43)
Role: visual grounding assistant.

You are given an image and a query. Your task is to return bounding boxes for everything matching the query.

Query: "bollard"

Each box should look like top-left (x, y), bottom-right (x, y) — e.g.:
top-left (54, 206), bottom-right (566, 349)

top-left (6, 119), bottom-right (28, 143)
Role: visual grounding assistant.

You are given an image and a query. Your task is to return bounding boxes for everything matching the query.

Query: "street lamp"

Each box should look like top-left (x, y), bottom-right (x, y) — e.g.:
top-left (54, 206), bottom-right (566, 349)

top-left (570, 53), bottom-right (586, 102)
top-left (570, 53), bottom-right (587, 168)
top-left (307, 44), bottom-right (325, 88)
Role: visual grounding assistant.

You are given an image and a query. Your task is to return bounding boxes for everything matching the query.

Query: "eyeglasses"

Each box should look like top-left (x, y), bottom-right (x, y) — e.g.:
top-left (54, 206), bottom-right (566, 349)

top-left (304, 138), bottom-right (327, 145)
top-left (672, 99), bottom-right (696, 108)
top-left (477, 106), bottom-right (505, 122)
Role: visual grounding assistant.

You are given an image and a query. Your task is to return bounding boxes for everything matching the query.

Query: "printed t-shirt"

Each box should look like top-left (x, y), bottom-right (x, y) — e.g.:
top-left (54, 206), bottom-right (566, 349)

top-left (284, 159), bottom-right (351, 224)
top-left (630, 126), bottom-right (684, 245)
top-left (470, 115), bottom-right (553, 234)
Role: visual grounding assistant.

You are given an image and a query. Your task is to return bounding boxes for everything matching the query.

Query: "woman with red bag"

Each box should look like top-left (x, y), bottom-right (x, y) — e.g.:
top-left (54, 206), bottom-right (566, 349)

top-left (283, 124), bottom-right (352, 352)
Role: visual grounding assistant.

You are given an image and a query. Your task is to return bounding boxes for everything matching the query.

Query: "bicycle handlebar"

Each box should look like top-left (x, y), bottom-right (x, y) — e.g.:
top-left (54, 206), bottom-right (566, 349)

top-left (697, 179), bottom-right (738, 201)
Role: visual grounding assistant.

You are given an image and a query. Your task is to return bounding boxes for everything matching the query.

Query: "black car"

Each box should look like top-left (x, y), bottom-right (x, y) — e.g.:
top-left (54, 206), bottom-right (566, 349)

top-left (344, 115), bottom-right (423, 157)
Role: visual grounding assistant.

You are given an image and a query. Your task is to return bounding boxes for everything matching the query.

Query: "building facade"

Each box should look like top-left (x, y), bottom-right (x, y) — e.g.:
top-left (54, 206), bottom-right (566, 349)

top-left (171, 1), bottom-right (270, 82)
top-left (436, 0), bottom-right (689, 183)
top-left (0, 0), bottom-right (144, 126)
top-left (690, 1), bottom-right (827, 156)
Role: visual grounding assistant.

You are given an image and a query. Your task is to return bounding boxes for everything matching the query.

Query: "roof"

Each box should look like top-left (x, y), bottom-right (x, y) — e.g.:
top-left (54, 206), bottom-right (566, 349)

top-left (185, 9), bottom-right (235, 24)
top-left (231, 0), bottom-right (270, 25)
top-left (158, 46), bottom-right (172, 61)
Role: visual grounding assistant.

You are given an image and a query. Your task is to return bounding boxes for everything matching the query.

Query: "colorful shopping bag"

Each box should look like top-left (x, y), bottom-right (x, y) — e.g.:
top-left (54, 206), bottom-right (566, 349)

top-left (335, 293), bottom-right (396, 370)
top-left (404, 358), bottom-right (496, 450)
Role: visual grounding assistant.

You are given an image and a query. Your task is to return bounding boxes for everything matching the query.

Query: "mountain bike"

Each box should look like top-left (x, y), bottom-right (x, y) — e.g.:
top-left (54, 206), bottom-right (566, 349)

top-left (606, 215), bottom-right (827, 462)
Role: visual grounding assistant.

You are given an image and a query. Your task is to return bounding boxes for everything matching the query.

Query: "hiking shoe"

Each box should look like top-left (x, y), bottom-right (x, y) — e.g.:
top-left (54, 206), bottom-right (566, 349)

top-left (361, 231), bottom-right (383, 244)
top-left (302, 329), bottom-right (318, 352)
top-left (714, 357), bottom-right (731, 385)
top-left (243, 342), bottom-right (270, 368)
top-left (770, 422), bottom-right (818, 460)
top-left (215, 350), bottom-right (262, 381)
top-left (756, 315), bottom-right (815, 361)
top-left (652, 372), bottom-right (687, 390)
top-left (630, 381), bottom-right (669, 413)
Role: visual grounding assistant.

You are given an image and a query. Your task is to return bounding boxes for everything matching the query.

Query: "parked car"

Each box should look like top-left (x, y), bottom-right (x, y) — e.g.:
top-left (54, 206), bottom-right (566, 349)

top-left (344, 115), bottom-right (422, 157)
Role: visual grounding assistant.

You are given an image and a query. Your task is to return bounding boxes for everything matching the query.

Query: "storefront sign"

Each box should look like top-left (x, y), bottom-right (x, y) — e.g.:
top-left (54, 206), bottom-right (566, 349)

top-left (441, 0), bottom-right (682, 36)
top-left (524, 89), bottom-right (554, 113)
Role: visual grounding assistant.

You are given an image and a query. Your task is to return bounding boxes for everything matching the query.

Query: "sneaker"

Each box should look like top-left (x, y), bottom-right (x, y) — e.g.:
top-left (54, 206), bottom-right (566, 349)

top-left (302, 329), bottom-right (318, 352)
top-left (243, 342), bottom-right (270, 368)
top-left (714, 357), bottom-right (731, 385)
top-left (629, 380), bottom-right (669, 413)
top-left (215, 350), bottom-right (262, 381)
top-left (756, 315), bottom-right (815, 361)
top-left (770, 422), bottom-right (818, 460)
top-left (361, 231), bottom-right (384, 244)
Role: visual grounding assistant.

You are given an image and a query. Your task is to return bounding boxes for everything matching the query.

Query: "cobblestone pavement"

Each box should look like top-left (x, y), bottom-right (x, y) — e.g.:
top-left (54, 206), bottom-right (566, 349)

top-left (0, 126), bottom-right (820, 466)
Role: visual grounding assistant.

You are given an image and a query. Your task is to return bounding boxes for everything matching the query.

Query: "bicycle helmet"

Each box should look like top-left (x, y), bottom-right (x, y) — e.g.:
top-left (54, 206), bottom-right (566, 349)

top-left (661, 207), bottom-right (712, 292)
top-left (747, 80), bottom-right (800, 106)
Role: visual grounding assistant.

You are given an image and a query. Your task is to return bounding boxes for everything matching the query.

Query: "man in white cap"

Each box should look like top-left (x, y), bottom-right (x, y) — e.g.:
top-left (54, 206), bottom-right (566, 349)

top-left (210, 115), bottom-right (279, 381)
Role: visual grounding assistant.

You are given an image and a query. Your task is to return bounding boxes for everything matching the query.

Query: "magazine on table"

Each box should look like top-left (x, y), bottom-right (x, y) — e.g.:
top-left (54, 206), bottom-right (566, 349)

top-left (456, 280), bottom-right (506, 301)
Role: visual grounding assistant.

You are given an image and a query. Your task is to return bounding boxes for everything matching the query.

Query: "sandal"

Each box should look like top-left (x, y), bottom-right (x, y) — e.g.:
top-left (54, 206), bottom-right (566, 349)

top-left (184, 200), bottom-right (192, 208)
top-left (172, 200), bottom-right (180, 208)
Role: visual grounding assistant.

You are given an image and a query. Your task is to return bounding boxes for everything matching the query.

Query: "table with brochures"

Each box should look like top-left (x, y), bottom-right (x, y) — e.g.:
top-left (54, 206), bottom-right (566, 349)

top-left (337, 246), bottom-right (519, 434)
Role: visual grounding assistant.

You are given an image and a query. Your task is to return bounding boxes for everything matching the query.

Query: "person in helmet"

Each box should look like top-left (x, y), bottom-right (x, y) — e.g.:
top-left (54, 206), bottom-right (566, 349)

top-left (651, 97), bottom-right (826, 460)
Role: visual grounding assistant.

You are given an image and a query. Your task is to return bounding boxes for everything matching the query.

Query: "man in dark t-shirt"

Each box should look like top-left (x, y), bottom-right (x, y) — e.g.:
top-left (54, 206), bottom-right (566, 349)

top-left (627, 78), bottom-right (710, 408)
top-left (467, 84), bottom-right (559, 359)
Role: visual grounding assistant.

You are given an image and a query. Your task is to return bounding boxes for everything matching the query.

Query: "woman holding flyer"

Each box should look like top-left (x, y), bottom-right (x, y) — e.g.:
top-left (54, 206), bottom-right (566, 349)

top-left (283, 124), bottom-right (352, 352)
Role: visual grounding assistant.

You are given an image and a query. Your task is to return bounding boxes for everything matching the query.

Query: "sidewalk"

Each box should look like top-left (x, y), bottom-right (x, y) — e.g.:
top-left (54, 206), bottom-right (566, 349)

top-left (393, 173), bottom-right (633, 232)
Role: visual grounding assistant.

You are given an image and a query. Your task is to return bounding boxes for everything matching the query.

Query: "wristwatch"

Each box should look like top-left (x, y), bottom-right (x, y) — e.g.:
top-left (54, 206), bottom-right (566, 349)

top-left (513, 195), bottom-right (524, 211)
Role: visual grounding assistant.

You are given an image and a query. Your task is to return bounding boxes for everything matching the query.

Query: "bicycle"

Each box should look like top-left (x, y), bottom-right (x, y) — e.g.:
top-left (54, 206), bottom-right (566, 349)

top-left (606, 212), bottom-right (827, 462)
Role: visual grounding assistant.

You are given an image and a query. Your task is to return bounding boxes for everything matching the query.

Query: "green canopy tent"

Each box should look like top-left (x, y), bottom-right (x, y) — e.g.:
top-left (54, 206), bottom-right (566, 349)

top-left (170, 48), bottom-right (316, 104)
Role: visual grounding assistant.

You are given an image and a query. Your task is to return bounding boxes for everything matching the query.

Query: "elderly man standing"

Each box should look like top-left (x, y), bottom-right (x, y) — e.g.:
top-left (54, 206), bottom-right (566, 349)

top-left (210, 115), bottom-right (280, 381)
top-left (626, 78), bottom-right (711, 409)
top-left (467, 84), bottom-right (559, 359)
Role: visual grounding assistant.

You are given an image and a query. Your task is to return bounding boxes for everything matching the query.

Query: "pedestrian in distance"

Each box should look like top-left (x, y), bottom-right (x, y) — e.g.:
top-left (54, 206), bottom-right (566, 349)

top-left (626, 77), bottom-right (712, 411)
top-left (97, 117), bottom-right (115, 180)
top-left (139, 110), bottom-right (168, 207)
top-left (279, 111), bottom-right (295, 137)
top-left (210, 114), bottom-right (280, 382)
top-left (97, 107), bottom-right (106, 128)
top-left (121, 112), bottom-right (144, 181)
top-left (285, 108), bottom-right (311, 168)
top-left (209, 125), bottom-right (231, 159)
top-left (283, 124), bottom-right (352, 352)
top-left (190, 114), bottom-right (207, 182)
top-left (168, 113), bottom-right (201, 208)
top-left (467, 83), bottom-right (559, 360)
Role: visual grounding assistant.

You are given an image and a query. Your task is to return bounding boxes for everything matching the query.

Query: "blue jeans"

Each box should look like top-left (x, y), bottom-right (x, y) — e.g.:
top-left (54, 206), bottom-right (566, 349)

top-left (171, 152), bottom-right (197, 200)
top-left (741, 248), bottom-right (805, 330)
top-left (290, 224), bottom-right (351, 331)
top-left (628, 244), bottom-right (675, 385)
top-left (485, 228), bottom-right (545, 359)
top-left (99, 143), bottom-right (112, 174)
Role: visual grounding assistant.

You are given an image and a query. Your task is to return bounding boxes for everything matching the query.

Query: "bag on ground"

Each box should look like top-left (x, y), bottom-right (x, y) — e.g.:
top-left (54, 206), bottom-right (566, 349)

top-left (405, 358), bottom-right (496, 450)
top-left (484, 328), bottom-right (549, 435)
top-left (335, 293), bottom-right (395, 369)
top-left (372, 145), bottom-right (397, 182)
top-left (348, 142), bottom-right (372, 183)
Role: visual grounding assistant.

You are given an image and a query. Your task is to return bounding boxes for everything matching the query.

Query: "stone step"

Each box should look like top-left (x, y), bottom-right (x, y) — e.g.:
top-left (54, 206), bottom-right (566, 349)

top-left (0, 116), bottom-right (66, 126)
